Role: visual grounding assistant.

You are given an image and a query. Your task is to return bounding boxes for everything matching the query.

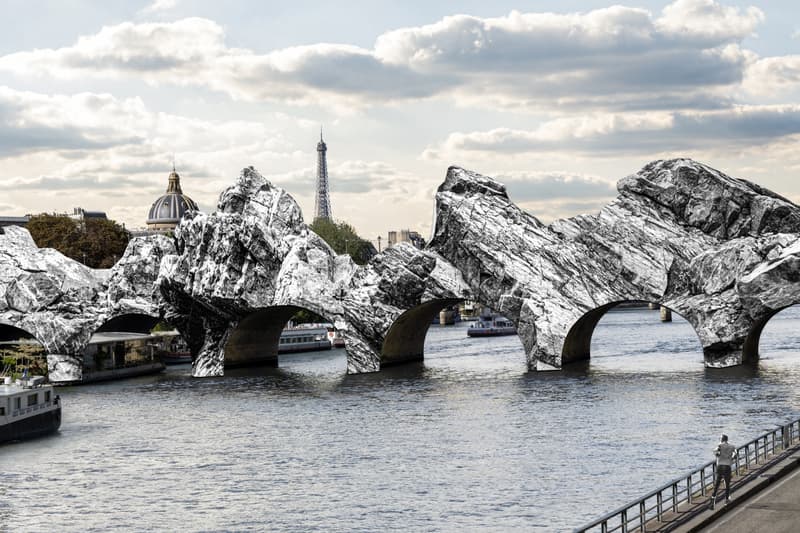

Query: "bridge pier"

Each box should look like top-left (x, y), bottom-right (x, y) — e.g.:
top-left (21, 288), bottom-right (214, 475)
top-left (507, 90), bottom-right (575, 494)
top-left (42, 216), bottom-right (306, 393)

top-left (46, 354), bottom-right (83, 383)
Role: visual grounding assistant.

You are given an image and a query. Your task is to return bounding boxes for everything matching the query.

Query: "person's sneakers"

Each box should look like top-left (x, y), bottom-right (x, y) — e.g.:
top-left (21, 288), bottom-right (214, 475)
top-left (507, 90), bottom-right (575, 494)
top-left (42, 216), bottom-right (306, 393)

top-left (710, 496), bottom-right (716, 510)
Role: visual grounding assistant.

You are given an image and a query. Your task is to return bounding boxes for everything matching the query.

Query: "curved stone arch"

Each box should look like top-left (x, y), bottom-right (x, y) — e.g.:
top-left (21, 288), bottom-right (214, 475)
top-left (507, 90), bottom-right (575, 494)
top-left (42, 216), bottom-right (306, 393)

top-left (0, 321), bottom-right (45, 345)
top-left (223, 304), bottom-right (338, 369)
top-left (381, 298), bottom-right (461, 367)
top-left (561, 300), bottom-right (704, 365)
top-left (94, 313), bottom-right (163, 334)
top-left (380, 298), bottom-right (526, 368)
top-left (742, 303), bottom-right (800, 364)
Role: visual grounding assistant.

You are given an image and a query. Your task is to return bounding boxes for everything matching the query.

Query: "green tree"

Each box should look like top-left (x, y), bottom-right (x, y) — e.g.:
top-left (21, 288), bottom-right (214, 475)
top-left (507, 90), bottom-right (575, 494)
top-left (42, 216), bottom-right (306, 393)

top-left (27, 214), bottom-right (130, 269)
top-left (309, 218), bottom-right (375, 265)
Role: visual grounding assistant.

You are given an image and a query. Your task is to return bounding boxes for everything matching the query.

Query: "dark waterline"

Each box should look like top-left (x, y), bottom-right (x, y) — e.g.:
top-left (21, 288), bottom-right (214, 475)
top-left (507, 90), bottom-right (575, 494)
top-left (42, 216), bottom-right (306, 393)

top-left (3, 307), bottom-right (800, 532)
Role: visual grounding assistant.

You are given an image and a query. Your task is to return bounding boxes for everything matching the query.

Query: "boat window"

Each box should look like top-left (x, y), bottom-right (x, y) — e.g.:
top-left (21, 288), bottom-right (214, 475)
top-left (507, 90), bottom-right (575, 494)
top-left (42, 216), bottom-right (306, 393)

top-left (0, 406), bottom-right (4, 415)
top-left (28, 393), bottom-right (38, 406)
top-left (14, 397), bottom-right (20, 410)
top-left (45, 391), bottom-right (51, 402)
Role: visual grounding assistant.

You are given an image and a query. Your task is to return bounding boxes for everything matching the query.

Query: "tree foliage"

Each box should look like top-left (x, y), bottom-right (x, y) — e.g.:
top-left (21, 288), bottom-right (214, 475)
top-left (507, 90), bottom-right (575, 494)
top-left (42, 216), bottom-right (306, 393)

top-left (309, 218), bottom-right (375, 265)
top-left (27, 214), bottom-right (130, 269)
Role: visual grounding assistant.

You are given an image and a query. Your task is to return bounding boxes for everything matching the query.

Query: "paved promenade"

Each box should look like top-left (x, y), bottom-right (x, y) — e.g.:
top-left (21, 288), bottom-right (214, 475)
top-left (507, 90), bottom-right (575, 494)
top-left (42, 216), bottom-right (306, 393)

top-left (674, 449), bottom-right (800, 532)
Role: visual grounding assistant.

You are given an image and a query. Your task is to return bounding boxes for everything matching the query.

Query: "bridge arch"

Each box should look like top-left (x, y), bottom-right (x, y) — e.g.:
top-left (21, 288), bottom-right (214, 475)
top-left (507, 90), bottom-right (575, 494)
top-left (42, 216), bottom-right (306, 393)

top-left (381, 298), bottom-right (523, 368)
top-left (561, 301), bottom-right (703, 365)
top-left (742, 303), bottom-right (800, 363)
top-left (382, 299), bottom-right (461, 367)
top-left (0, 322), bottom-right (42, 344)
top-left (95, 313), bottom-right (162, 334)
top-left (0, 322), bottom-right (46, 375)
top-left (223, 305), bottom-right (338, 368)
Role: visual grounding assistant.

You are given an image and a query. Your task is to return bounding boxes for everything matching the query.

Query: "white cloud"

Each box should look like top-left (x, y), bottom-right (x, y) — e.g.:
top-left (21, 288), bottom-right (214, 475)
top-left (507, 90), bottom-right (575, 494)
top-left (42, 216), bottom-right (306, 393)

top-left (140, 0), bottom-right (180, 15)
top-left (496, 171), bottom-right (616, 202)
top-left (656, 0), bottom-right (763, 44)
top-left (425, 106), bottom-right (800, 157)
top-left (0, 1), bottom-right (770, 111)
top-left (744, 56), bottom-right (800, 95)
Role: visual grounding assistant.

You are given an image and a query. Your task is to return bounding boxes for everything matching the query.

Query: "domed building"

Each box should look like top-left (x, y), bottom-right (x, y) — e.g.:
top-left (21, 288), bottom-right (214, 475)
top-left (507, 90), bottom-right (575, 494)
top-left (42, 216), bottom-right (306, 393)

top-left (146, 167), bottom-right (198, 232)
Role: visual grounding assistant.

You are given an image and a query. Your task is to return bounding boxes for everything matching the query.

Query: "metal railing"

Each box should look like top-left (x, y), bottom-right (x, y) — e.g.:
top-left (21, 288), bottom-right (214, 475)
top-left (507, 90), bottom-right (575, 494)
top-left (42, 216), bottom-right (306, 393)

top-left (575, 417), bottom-right (800, 533)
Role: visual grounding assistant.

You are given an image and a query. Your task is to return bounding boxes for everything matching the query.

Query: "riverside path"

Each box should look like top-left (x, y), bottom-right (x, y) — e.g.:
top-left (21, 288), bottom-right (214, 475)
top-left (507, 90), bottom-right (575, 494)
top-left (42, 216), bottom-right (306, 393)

top-left (676, 450), bottom-right (800, 532)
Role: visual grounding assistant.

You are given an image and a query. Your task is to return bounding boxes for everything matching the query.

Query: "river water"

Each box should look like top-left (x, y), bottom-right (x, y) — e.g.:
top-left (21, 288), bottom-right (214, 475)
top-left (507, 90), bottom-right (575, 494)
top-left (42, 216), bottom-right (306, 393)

top-left (3, 307), bottom-right (800, 532)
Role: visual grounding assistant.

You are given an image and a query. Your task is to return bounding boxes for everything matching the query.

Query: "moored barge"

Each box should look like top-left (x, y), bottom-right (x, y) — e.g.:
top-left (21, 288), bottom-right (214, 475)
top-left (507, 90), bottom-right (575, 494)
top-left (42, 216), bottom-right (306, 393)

top-left (0, 375), bottom-right (61, 444)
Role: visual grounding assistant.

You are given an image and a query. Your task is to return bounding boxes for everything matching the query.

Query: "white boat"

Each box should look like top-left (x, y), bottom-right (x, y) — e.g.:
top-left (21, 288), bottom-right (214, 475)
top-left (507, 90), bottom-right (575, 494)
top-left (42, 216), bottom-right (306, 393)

top-left (278, 325), bottom-right (333, 354)
top-left (1, 375), bottom-right (61, 444)
top-left (467, 315), bottom-right (517, 337)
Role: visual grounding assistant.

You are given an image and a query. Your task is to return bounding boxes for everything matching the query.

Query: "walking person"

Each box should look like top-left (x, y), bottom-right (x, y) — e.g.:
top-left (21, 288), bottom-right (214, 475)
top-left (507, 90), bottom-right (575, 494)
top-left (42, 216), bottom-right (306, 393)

top-left (710, 434), bottom-right (737, 509)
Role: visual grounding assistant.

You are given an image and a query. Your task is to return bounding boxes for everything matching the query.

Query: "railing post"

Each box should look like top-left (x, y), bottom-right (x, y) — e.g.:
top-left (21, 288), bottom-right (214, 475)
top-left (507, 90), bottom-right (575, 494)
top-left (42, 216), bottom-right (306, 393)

top-left (621, 510), bottom-right (628, 533)
top-left (672, 484), bottom-right (678, 513)
top-left (700, 469), bottom-right (706, 495)
top-left (657, 492), bottom-right (663, 520)
top-left (639, 501), bottom-right (646, 529)
top-left (687, 475), bottom-right (692, 503)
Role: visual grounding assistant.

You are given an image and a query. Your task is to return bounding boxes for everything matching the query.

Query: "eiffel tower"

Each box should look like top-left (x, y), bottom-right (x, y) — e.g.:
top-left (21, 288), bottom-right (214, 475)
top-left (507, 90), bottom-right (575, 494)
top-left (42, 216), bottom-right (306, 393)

top-left (314, 129), bottom-right (332, 221)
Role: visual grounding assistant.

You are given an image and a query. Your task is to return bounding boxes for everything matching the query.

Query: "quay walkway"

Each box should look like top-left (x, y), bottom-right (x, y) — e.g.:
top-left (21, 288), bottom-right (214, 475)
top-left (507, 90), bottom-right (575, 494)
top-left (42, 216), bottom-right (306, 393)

top-left (575, 418), bottom-right (800, 533)
top-left (677, 448), bottom-right (800, 532)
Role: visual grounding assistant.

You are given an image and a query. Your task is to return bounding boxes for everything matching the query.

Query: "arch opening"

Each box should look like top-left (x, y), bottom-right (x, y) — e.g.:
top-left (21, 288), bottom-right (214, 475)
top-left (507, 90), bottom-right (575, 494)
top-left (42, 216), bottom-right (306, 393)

top-left (95, 313), bottom-right (161, 334)
top-left (223, 305), bottom-right (341, 370)
top-left (0, 323), bottom-right (46, 378)
top-left (562, 301), bottom-right (704, 368)
top-left (86, 313), bottom-right (180, 378)
top-left (744, 304), bottom-right (800, 364)
top-left (381, 299), bottom-right (524, 369)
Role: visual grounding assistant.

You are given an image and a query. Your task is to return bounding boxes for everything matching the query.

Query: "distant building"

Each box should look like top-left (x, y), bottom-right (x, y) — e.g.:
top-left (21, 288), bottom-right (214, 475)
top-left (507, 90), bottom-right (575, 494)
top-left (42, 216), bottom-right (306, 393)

top-left (0, 216), bottom-right (30, 229)
top-left (146, 166), bottom-right (198, 232)
top-left (1, 207), bottom-right (106, 231)
top-left (314, 130), bottom-right (333, 221)
top-left (69, 207), bottom-right (107, 220)
top-left (387, 229), bottom-right (425, 249)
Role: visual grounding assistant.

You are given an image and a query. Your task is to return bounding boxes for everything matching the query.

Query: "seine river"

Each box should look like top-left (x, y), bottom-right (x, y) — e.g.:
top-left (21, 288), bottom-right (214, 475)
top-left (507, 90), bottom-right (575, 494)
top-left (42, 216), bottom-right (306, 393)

top-left (4, 307), bottom-right (800, 532)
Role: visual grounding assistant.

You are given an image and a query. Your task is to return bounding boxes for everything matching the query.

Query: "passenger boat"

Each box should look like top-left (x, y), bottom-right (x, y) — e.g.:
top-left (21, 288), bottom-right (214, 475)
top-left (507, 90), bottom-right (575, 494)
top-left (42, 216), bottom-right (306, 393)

top-left (467, 315), bottom-right (517, 337)
top-left (278, 325), bottom-right (333, 354)
top-left (160, 350), bottom-right (192, 365)
top-left (0, 375), bottom-right (61, 444)
top-left (157, 335), bottom-right (192, 365)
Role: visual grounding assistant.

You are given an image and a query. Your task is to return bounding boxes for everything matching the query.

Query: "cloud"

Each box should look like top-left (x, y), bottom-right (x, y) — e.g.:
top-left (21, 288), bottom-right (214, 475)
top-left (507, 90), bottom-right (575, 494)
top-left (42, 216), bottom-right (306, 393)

top-left (0, 174), bottom-right (148, 191)
top-left (425, 106), bottom-right (800, 157)
top-left (656, 0), bottom-right (763, 44)
top-left (518, 198), bottom-right (620, 223)
top-left (269, 160), bottom-right (421, 197)
top-left (0, 86), bottom-right (291, 159)
top-left (0, 87), bottom-right (146, 157)
top-left (0, 1), bottom-right (770, 111)
top-left (140, 0), bottom-right (179, 15)
top-left (495, 171), bottom-right (616, 203)
top-left (744, 55), bottom-right (800, 95)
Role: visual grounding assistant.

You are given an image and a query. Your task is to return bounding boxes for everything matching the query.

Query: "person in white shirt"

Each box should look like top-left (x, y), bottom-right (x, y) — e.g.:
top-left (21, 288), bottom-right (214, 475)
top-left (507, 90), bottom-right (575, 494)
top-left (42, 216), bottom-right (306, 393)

top-left (710, 434), bottom-right (736, 509)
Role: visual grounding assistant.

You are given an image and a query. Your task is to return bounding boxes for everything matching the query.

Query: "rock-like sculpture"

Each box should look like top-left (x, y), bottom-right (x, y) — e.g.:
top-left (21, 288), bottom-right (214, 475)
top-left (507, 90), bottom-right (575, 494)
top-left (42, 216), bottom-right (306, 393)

top-left (0, 224), bottom-right (174, 381)
top-left (2, 158), bottom-right (799, 380)
top-left (159, 166), bottom-right (471, 377)
top-left (429, 159), bottom-right (800, 369)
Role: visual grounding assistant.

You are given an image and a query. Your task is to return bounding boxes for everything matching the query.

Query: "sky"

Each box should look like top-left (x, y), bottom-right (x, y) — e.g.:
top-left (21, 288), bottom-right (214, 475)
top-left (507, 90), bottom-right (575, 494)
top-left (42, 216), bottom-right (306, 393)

top-left (1, 0), bottom-right (800, 245)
